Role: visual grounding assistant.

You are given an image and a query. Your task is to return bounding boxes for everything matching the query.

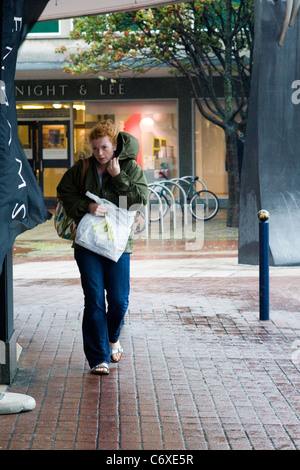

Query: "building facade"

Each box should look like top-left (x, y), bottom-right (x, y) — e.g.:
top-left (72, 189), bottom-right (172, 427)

top-left (16, 19), bottom-right (227, 206)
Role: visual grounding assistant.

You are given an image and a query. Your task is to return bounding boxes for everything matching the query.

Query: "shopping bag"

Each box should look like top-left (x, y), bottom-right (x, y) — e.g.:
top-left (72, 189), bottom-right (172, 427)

top-left (54, 158), bottom-right (90, 240)
top-left (54, 200), bottom-right (77, 240)
top-left (75, 191), bottom-right (136, 262)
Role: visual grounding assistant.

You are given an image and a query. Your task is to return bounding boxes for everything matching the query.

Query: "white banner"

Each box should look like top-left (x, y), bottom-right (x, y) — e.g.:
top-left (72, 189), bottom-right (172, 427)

top-left (39, 0), bottom-right (180, 21)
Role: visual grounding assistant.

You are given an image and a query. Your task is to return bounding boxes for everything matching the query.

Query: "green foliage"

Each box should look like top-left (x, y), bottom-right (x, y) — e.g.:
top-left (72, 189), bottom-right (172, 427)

top-left (55, 0), bottom-right (254, 227)
top-left (56, 0), bottom-right (253, 81)
top-left (56, 1), bottom-right (254, 128)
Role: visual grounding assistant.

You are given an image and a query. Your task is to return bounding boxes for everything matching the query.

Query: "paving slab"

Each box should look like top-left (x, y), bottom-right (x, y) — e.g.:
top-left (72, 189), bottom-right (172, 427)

top-left (0, 211), bottom-right (300, 452)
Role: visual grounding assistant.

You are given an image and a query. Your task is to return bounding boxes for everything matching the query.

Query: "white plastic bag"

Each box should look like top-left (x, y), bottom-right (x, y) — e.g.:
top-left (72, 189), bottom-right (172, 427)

top-left (75, 191), bottom-right (136, 262)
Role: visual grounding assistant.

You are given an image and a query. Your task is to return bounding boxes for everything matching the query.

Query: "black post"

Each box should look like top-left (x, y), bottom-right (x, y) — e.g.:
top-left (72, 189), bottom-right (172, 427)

top-left (0, 250), bottom-right (17, 384)
top-left (258, 210), bottom-right (270, 321)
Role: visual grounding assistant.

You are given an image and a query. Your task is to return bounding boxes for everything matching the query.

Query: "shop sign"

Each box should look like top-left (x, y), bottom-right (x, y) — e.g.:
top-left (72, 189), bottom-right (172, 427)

top-left (15, 81), bottom-right (125, 100)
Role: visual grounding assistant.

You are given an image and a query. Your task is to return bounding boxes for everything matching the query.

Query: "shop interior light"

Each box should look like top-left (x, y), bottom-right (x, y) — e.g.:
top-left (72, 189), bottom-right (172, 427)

top-left (53, 103), bottom-right (62, 109)
top-left (73, 104), bottom-right (86, 110)
top-left (21, 104), bottom-right (45, 109)
top-left (140, 117), bottom-right (154, 130)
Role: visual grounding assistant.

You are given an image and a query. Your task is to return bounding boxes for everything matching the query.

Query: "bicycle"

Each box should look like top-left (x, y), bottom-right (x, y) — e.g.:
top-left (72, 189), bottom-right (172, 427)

top-left (134, 176), bottom-right (219, 234)
top-left (149, 176), bottom-right (219, 221)
top-left (174, 176), bottom-right (219, 221)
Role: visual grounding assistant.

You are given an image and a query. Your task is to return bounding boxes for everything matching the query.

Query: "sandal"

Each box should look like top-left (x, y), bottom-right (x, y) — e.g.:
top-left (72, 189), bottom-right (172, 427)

top-left (91, 363), bottom-right (109, 375)
top-left (110, 346), bottom-right (123, 363)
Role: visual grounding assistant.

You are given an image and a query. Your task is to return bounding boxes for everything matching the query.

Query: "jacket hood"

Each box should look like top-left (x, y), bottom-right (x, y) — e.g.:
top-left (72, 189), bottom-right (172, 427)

top-left (116, 132), bottom-right (139, 161)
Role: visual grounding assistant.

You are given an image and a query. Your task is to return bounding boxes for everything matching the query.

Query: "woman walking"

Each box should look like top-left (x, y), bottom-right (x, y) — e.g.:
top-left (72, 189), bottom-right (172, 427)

top-left (57, 120), bottom-right (148, 374)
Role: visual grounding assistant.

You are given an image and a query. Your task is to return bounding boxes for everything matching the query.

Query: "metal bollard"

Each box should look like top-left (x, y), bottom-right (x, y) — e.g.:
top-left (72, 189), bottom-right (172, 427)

top-left (258, 210), bottom-right (270, 321)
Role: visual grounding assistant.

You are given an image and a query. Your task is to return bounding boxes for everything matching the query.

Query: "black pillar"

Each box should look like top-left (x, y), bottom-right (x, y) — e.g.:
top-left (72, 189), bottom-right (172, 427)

top-left (0, 250), bottom-right (17, 384)
top-left (239, 0), bottom-right (300, 266)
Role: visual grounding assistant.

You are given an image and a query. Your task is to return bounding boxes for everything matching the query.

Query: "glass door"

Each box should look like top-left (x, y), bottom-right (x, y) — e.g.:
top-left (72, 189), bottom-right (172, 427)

top-left (18, 120), bottom-right (71, 205)
top-left (17, 122), bottom-right (38, 176)
top-left (38, 121), bottom-right (70, 204)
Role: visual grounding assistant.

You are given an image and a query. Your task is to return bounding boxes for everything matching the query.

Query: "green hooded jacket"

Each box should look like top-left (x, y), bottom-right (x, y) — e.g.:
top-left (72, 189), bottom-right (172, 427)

top-left (56, 131), bottom-right (148, 253)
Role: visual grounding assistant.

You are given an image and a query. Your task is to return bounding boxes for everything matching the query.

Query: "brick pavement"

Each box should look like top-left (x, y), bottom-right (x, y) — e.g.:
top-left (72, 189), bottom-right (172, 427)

top-left (1, 213), bottom-right (300, 451)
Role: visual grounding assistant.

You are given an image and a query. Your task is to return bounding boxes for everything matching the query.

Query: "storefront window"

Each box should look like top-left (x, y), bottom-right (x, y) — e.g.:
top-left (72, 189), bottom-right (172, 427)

top-left (73, 101), bottom-right (178, 183)
top-left (16, 99), bottom-right (179, 202)
top-left (194, 105), bottom-right (227, 197)
top-left (17, 103), bottom-right (71, 202)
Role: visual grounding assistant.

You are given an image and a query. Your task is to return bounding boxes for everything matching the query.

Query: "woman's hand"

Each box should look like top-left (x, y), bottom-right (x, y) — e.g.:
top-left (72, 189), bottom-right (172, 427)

top-left (89, 202), bottom-right (108, 217)
top-left (107, 157), bottom-right (121, 177)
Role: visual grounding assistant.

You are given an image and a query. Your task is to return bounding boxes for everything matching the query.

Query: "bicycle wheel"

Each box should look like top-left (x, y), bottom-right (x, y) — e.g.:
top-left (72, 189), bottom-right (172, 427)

top-left (148, 192), bottom-right (169, 222)
top-left (189, 190), bottom-right (219, 221)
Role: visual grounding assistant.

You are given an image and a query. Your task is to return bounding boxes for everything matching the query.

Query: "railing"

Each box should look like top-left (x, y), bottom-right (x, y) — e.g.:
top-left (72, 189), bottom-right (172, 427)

top-left (134, 176), bottom-right (219, 237)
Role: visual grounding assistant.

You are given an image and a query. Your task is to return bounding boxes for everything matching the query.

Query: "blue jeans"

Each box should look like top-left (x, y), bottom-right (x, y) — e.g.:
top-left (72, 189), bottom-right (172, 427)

top-left (74, 248), bottom-right (130, 368)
